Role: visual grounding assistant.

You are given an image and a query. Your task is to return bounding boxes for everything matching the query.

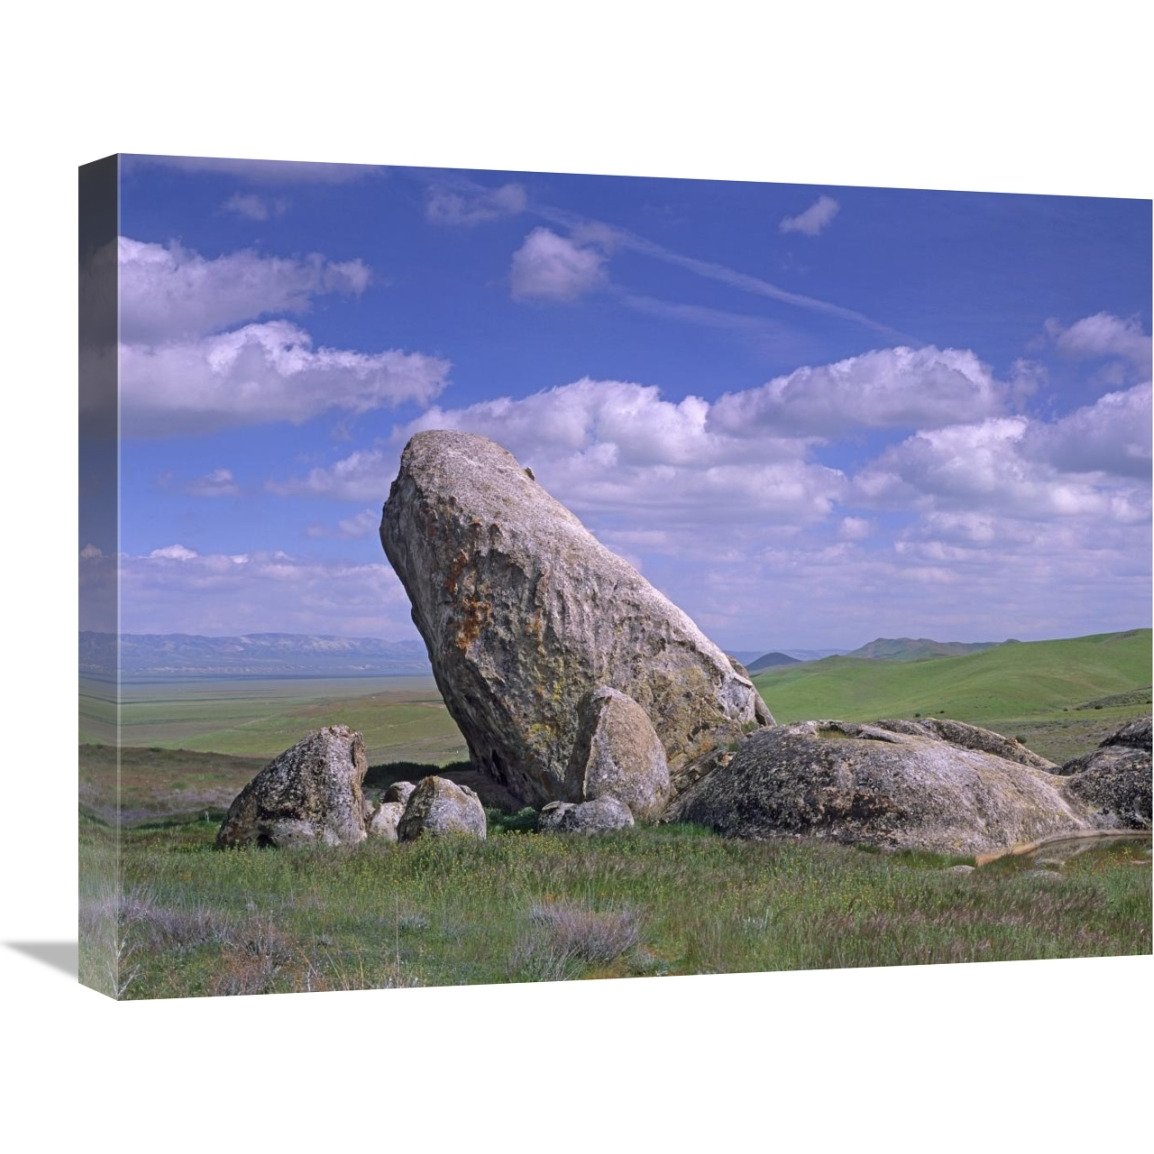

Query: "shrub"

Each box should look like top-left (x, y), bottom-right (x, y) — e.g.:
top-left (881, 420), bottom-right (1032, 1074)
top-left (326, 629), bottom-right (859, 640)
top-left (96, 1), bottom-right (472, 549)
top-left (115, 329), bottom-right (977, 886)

top-left (487, 806), bottom-right (539, 834)
top-left (211, 919), bottom-right (294, 997)
top-left (508, 901), bottom-right (643, 982)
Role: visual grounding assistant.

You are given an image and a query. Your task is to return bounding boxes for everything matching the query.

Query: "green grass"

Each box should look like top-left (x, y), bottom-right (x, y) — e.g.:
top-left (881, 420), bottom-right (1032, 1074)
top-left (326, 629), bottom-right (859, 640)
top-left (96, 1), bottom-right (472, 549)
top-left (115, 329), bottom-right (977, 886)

top-left (97, 816), bottom-right (1150, 999)
top-left (78, 744), bottom-right (524, 830)
top-left (79, 743), bottom-right (269, 825)
top-left (83, 676), bottom-right (469, 765)
top-left (78, 632), bottom-right (1153, 999)
top-left (754, 628), bottom-right (1152, 763)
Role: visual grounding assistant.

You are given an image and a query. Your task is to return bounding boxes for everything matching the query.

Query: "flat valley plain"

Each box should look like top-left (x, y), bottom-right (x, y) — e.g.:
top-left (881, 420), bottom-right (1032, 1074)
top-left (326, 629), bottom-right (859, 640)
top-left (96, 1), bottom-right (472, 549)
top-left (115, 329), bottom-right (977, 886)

top-left (79, 629), bottom-right (1152, 998)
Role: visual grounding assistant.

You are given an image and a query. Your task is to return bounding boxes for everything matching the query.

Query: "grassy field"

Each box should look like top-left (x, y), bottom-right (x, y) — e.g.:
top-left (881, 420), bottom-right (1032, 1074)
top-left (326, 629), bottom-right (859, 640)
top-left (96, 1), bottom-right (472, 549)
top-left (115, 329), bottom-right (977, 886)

top-left (79, 628), bottom-right (1152, 998)
top-left (753, 628), bottom-right (1152, 763)
top-left (81, 675), bottom-right (469, 766)
top-left (87, 815), bottom-right (1150, 999)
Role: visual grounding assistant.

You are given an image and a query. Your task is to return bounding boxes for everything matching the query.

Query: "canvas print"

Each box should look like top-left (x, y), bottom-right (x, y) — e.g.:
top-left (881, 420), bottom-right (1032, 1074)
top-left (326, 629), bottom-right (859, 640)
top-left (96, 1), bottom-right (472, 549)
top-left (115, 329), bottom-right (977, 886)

top-left (79, 154), bottom-right (1151, 999)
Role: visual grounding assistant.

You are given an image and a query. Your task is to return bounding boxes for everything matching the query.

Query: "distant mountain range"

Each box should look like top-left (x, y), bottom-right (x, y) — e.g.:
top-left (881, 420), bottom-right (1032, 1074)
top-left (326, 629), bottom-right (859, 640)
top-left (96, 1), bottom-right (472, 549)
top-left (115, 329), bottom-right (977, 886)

top-left (844, 637), bottom-right (1003, 662)
top-left (79, 631), bottom-right (1004, 680)
top-left (79, 632), bottom-right (432, 679)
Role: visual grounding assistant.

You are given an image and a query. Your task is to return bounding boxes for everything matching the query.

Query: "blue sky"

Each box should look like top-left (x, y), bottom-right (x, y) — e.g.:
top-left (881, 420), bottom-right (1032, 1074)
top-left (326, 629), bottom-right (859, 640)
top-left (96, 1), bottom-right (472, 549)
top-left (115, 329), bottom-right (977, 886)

top-left (95, 154), bottom-right (1151, 649)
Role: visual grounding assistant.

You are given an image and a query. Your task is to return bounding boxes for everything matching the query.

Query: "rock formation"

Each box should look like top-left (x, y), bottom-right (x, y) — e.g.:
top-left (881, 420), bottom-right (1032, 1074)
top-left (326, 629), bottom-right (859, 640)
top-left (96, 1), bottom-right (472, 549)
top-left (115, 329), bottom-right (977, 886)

top-left (1056, 716), bottom-right (1151, 829)
top-left (384, 780), bottom-right (417, 806)
top-left (380, 430), bottom-right (772, 809)
top-left (366, 801), bottom-right (406, 840)
top-left (365, 782), bottom-right (416, 839)
top-left (873, 717), bottom-right (1055, 770)
top-left (216, 726), bottom-right (368, 849)
top-left (396, 775), bottom-right (487, 841)
top-left (666, 720), bottom-right (1090, 855)
top-left (567, 687), bottom-right (671, 820)
top-left (538, 796), bottom-right (635, 835)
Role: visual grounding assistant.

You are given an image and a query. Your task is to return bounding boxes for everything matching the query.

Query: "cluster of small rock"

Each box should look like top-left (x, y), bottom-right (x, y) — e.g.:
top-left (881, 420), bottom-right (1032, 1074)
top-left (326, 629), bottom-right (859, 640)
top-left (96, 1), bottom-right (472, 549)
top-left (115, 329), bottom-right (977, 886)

top-left (216, 432), bottom-right (1151, 857)
top-left (215, 726), bottom-right (487, 849)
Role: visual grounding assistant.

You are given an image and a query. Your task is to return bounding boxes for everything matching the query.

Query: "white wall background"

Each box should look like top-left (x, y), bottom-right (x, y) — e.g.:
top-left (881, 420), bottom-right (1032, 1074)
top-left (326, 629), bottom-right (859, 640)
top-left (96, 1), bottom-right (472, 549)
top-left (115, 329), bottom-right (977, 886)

top-left (2, 4), bottom-right (1149, 1148)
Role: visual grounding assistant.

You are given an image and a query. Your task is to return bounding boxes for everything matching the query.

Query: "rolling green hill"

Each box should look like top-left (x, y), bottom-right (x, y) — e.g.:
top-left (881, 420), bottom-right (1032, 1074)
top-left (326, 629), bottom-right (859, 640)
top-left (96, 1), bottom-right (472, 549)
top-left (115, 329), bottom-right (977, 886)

top-left (746, 651), bottom-right (801, 672)
top-left (753, 629), bottom-right (1151, 762)
top-left (844, 637), bottom-right (1001, 662)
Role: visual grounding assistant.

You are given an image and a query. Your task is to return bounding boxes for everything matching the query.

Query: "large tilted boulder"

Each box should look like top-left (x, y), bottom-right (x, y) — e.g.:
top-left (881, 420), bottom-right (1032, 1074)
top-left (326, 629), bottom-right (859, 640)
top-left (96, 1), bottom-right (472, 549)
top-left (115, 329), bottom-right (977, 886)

top-left (380, 430), bottom-right (772, 809)
top-left (216, 726), bottom-right (368, 849)
top-left (1056, 717), bottom-right (1151, 829)
top-left (396, 775), bottom-right (487, 841)
top-left (568, 687), bottom-right (671, 820)
top-left (666, 720), bottom-right (1092, 855)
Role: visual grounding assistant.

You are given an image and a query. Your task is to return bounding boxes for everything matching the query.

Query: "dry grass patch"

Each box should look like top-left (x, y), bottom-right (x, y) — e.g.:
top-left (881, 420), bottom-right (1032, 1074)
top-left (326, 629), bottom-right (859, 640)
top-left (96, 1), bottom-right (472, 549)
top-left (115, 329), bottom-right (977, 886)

top-left (509, 901), bottom-right (643, 982)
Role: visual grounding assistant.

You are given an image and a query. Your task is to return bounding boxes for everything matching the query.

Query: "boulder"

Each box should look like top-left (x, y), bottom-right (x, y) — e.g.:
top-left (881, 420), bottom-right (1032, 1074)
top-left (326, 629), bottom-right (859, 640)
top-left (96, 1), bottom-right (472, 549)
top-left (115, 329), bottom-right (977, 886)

top-left (384, 780), bottom-right (417, 806)
top-left (1101, 716), bottom-right (1153, 751)
top-left (1057, 717), bottom-right (1151, 829)
top-left (1056, 716), bottom-right (1152, 773)
top-left (366, 800), bottom-right (406, 840)
top-left (216, 726), bottom-right (368, 849)
top-left (875, 717), bottom-right (1056, 770)
top-left (380, 430), bottom-right (772, 808)
top-left (396, 775), bottom-right (487, 841)
top-left (538, 796), bottom-right (635, 835)
top-left (567, 687), bottom-right (671, 820)
top-left (666, 720), bottom-right (1091, 855)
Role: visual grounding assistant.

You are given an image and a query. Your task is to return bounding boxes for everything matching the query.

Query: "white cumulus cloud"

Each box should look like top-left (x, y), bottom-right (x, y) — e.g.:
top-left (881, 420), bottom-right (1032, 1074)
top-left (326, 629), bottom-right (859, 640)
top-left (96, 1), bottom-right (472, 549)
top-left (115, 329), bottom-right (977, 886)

top-left (854, 416), bottom-right (1150, 523)
top-left (1047, 312), bottom-right (1152, 372)
top-left (119, 548), bottom-right (416, 637)
top-left (119, 237), bottom-right (371, 343)
top-left (711, 346), bottom-right (1006, 437)
top-left (270, 448), bottom-right (400, 503)
top-left (1024, 382), bottom-right (1151, 478)
top-left (273, 377), bottom-right (843, 546)
top-left (121, 321), bottom-right (449, 437)
top-left (149, 544), bottom-right (199, 561)
top-left (426, 183), bottom-right (527, 225)
top-left (306, 508), bottom-right (382, 540)
top-left (510, 228), bottom-right (607, 302)
top-left (117, 237), bottom-right (449, 437)
top-left (223, 193), bottom-right (288, 221)
top-left (779, 195), bottom-right (840, 237)
top-left (186, 468), bottom-right (241, 497)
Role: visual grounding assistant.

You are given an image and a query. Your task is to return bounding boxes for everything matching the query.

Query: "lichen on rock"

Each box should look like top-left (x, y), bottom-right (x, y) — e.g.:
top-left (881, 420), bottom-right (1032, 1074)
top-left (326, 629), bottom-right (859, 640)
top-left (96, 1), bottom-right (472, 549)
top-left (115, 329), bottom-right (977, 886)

top-left (396, 775), bottom-right (487, 841)
top-left (538, 796), bottom-right (635, 835)
top-left (666, 719), bottom-right (1092, 855)
top-left (216, 726), bottom-right (368, 849)
top-left (1056, 716), bottom-right (1151, 829)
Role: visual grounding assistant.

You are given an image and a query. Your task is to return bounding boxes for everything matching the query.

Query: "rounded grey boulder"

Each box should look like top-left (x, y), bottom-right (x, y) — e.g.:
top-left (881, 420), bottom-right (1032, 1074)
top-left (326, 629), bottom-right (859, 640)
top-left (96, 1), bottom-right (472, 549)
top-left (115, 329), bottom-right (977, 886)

top-left (1057, 717), bottom-right (1151, 829)
top-left (875, 717), bottom-right (1056, 770)
top-left (366, 800), bottom-right (406, 840)
top-left (567, 687), bottom-right (671, 820)
top-left (396, 775), bottom-right (487, 841)
top-left (380, 431), bottom-right (772, 808)
top-left (667, 720), bottom-right (1091, 855)
top-left (384, 780), bottom-right (417, 806)
top-left (216, 726), bottom-right (368, 849)
top-left (538, 796), bottom-right (635, 835)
